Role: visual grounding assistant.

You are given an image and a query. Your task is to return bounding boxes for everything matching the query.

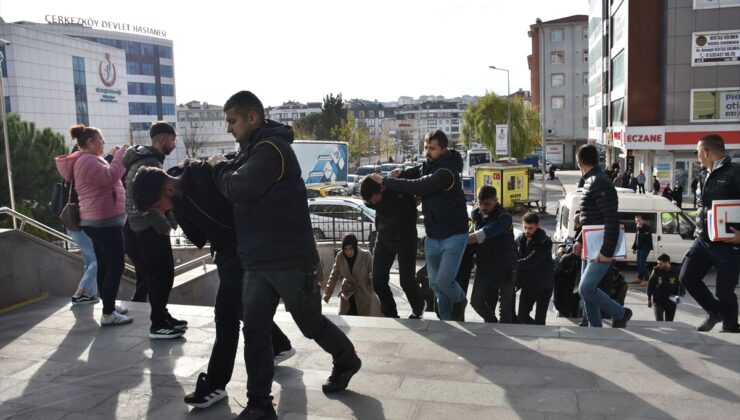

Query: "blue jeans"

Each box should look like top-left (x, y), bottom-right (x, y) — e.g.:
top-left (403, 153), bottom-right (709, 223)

top-left (636, 249), bottom-right (650, 281)
top-left (68, 229), bottom-right (98, 296)
top-left (425, 233), bottom-right (468, 320)
top-left (579, 260), bottom-right (626, 327)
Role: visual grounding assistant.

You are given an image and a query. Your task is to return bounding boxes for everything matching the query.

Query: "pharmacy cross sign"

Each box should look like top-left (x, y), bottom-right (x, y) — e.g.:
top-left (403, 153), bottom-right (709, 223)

top-left (98, 53), bottom-right (117, 87)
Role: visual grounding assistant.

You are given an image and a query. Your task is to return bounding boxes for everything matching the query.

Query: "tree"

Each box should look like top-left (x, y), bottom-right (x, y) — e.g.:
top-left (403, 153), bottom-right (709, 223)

top-left (180, 124), bottom-right (210, 158)
top-left (0, 113), bottom-right (68, 231)
top-left (461, 93), bottom-right (541, 159)
top-left (332, 114), bottom-right (368, 166)
top-left (293, 113), bottom-right (322, 140)
top-left (320, 93), bottom-right (346, 140)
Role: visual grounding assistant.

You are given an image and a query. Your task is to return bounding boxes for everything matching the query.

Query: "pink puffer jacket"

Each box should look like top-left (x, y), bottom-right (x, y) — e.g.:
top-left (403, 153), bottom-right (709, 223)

top-left (55, 148), bottom-right (127, 221)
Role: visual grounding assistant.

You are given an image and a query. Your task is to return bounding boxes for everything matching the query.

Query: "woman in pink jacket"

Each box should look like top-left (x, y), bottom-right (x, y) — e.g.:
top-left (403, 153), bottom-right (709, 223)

top-left (56, 125), bottom-right (132, 326)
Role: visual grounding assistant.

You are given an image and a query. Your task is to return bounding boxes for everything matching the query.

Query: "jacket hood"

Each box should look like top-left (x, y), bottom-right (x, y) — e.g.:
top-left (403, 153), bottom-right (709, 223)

top-left (123, 145), bottom-right (164, 168)
top-left (55, 150), bottom-right (86, 181)
top-left (241, 119), bottom-right (294, 150)
top-left (426, 149), bottom-right (464, 173)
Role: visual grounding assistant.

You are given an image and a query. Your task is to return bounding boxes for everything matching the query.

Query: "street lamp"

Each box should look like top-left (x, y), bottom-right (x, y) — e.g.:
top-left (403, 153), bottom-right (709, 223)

top-left (489, 65), bottom-right (511, 157)
top-left (0, 38), bottom-right (15, 229)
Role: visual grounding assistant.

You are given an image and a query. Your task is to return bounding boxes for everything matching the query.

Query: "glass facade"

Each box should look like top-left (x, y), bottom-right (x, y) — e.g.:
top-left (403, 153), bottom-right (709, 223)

top-left (72, 56), bottom-right (89, 126)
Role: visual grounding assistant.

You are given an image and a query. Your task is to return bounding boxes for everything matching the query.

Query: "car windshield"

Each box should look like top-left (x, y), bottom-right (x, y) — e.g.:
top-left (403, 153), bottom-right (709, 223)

top-left (356, 167), bottom-right (376, 175)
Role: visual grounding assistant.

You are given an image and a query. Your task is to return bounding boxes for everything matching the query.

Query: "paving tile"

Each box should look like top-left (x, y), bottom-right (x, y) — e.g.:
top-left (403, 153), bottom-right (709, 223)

top-left (396, 377), bottom-right (506, 407)
top-left (576, 391), bottom-right (671, 418)
top-left (414, 401), bottom-right (544, 420)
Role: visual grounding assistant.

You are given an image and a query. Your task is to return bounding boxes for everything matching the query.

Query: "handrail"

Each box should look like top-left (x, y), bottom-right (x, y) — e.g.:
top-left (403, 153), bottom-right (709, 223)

top-left (1, 206), bottom-right (214, 278)
top-left (0, 206), bottom-right (137, 274)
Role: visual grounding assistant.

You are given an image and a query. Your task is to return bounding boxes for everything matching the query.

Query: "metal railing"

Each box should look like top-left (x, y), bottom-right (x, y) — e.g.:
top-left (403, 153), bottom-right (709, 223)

top-left (0, 206), bottom-right (212, 276)
top-left (309, 208), bottom-right (376, 248)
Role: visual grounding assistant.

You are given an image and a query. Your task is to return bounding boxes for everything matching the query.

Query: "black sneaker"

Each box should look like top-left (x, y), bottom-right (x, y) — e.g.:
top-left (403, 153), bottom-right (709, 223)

top-left (579, 317), bottom-right (589, 327)
top-left (451, 297), bottom-right (468, 322)
top-left (698, 312), bottom-right (723, 332)
top-left (273, 347), bottom-right (296, 366)
top-left (184, 372), bottom-right (228, 408)
top-left (322, 357), bottom-right (362, 393)
top-left (71, 295), bottom-right (99, 305)
top-left (166, 312), bottom-right (188, 330)
top-left (409, 301), bottom-right (427, 319)
top-left (237, 402), bottom-right (277, 419)
top-left (612, 308), bottom-right (633, 329)
top-left (150, 322), bottom-right (185, 339)
top-left (720, 325), bottom-right (740, 333)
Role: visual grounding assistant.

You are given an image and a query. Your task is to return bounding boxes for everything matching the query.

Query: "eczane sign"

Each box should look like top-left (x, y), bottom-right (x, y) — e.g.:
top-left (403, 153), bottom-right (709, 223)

top-left (623, 127), bottom-right (666, 150)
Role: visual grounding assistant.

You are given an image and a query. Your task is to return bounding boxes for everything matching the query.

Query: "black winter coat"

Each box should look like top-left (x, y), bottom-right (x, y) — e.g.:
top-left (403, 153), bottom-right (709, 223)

top-left (383, 150), bottom-right (468, 239)
top-left (632, 224), bottom-right (653, 251)
top-left (472, 204), bottom-right (516, 280)
top-left (515, 228), bottom-right (554, 293)
top-left (167, 160), bottom-right (235, 254)
top-left (696, 156), bottom-right (740, 239)
top-left (367, 168), bottom-right (419, 242)
top-left (578, 167), bottom-right (620, 257)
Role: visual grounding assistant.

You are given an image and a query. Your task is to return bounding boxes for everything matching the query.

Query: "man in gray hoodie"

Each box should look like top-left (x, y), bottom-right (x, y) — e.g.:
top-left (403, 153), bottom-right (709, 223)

top-left (123, 121), bottom-right (184, 339)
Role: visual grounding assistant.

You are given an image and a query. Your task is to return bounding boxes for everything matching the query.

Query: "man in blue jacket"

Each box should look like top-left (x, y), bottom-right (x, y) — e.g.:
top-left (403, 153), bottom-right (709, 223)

top-left (467, 186), bottom-right (516, 323)
top-left (680, 134), bottom-right (740, 333)
top-left (211, 91), bottom-right (360, 419)
top-left (368, 129), bottom-right (468, 320)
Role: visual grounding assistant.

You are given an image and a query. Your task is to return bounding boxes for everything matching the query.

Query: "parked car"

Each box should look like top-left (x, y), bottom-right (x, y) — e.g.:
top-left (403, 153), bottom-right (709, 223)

top-left (553, 188), bottom-right (696, 265)
top-left (306, 184), bottom-right (352, 198)
top-left (346, 174), bottom-right (360, 195)
top-left (356, 165), bottom-right (381, 176)
top-left (307, 197), bottom-right (377, 248)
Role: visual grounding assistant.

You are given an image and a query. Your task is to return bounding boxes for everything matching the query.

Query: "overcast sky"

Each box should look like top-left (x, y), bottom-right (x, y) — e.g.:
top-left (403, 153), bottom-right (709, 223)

top-left (1, 0), bottom-right (588, 108)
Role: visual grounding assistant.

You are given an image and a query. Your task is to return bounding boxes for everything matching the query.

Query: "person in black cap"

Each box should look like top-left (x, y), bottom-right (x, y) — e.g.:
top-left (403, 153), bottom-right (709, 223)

top-left (122, 121), bottom-right (185, 339)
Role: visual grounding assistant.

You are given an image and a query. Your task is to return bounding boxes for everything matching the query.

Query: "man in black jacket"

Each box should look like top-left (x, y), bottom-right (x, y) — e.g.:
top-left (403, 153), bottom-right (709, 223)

top-left (515, 212), bottom-right (554, 325)
top-left (632, 214), bottom-right (653, 286)
top-left (360, 171), bottom-right (426, 319)
top-left (647, 254), bottom-right (684, 322)
top-left (572, 144), bottom-right (632, 328)
top-left (131, 162), bottom-right (295, 410)
top-left (368, 129), bottom-right (469, 321)
top-left (211, 91), bottom-right (360, 419)
top-left (679, 134), bottom-right (740, 333)
top-left (467, 186), bottom-right (516, 323)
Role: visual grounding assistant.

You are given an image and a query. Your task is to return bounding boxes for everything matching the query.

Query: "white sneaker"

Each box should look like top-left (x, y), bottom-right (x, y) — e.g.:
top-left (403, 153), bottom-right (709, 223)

top-left (115, 304), bottom-right (128, 314)
top-left (273, 347), bottom-right (296, 366)
top-left (101, 311), bottom-right (133, 326)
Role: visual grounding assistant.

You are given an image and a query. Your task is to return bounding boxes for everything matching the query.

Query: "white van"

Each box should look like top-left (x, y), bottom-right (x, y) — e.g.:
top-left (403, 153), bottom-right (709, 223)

top-left (553, 189), bottom-right (696, 264)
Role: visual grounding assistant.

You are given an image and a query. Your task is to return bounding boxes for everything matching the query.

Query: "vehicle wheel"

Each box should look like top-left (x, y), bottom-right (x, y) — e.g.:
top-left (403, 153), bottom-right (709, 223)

top-left (313, 228), bottom-right (325, 240)
top-left (417, 238), bottom-right (425, 259)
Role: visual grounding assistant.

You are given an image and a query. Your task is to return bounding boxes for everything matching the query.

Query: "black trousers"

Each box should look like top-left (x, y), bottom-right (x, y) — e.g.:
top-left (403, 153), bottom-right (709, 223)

top-left (487, 282), bottom-right (515, 324)
top-left (679, 237), bottom-right (740, 331)
top-left (82, 225), bottom-right (125, 315)
top-left (518, 288), bottom-right (553, 325)
top-left (372, 238), bottom-right (424, 317)
top-left (206, 249), bottom-right (291, 390)
top-left (123, 222), bottom-right (148, 302)
top-left (242, 267), bottom-right (356, 406)
top-left (471, 273), bottom-right (512, 323)
top-left (638, 183), bottom-right (645, 194)
top-left (134, 227), bottom-right (175, 327)
top-left (653, 302), bottom-right (677, 322)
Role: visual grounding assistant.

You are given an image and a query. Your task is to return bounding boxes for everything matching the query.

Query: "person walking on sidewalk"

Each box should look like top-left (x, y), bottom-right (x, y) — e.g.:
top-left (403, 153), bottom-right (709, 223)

top-left (131, 162), bottom-right (296, 409)
top-left (360, 171), bottom-right (426, 319)
top-left (572, 144), bottom-right (633, 328)
top-left (123, 122), bottom-right (185, 339)
top-left (679, 134), bottom-right (740, 333)
top-left (212, 91), bottom-right (360, 419)
top-left (637, 170), bottom-right (646, 194)
top-left (647, 254), bottom-right (684, 322)
top-left (515, 212), bottom-right (554, 325)
top-left (323, 234), bottom-right (383, 317)
top-left (467, 186), bottom-right (516, 323)
top-left (55, 126), bottom-right (132, 326)
top-left (632, 214), bottom-right (653, 286)
top-left (368, 129), bottom-right (469, 321)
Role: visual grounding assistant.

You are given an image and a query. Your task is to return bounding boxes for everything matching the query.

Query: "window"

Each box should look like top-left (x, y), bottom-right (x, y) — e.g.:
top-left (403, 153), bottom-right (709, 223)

top-left (72, 56), bottom-right (89, 126)
top-left (160, 65), bottom-right (173, 78)
top-left (611, 98), bottom-right (624, 125)
top-left (583, 49), bottom-right (589, 62)
top-left (661, 212), bottom-right (695, 238)
top-left (358, 111), bottom-right (365, 118)
top-left (550, 51), bottom-right (565, 64)
top-left (551, 28), bottom-right (564, 42)
top-left (0, 46), bottom-right (7, 76)
top-left (4, 96), bottom-right (10, 113)
top-left (691, 88), bottom-right (740, 122)
top-left (583, 72), bottom-right (589, 85)
top-left (130, 122), bottom-right (151, 131)
top-left (142, 63), bottom-right (155, 76)
top-left (611, 52), bottom-right (625, 91)
top-left (582, 117), bottom-right (589, 129)
top-left (551, 96), bottom-right (565, 109)
top-left (368, 111), bottom-right (375, 118)
top-left (129, 102), bottom-right (158, 115)
top-left (619, 212), bottom-right (657, 234)
top-left (583, 96), bottom-right (589, 108)
top-left (583, 26), bottom-right (589, 39)
top-left (162, 103), bottom-right (175, 115)
top-left (141, 43), bottom-right (155, 56)
top-left (161, 84), bottom-right (174, 97)
top-left (551, 73), bottom-right (565, 87)
top-left (158, 46), bottom-right (173, 59)
top-left (379, 111), bottom-right (384, 118)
